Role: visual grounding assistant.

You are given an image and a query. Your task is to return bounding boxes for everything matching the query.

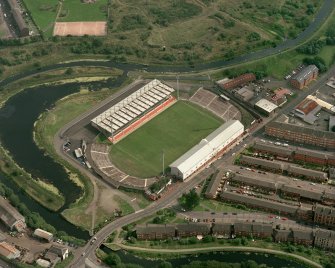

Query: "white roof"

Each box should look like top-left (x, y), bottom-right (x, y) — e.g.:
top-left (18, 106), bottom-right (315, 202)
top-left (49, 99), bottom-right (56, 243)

top-left (170, 120), bottom-right (244, 174)
top-left (307, 95), bottom-right (335, 113)
top-left (255, 99), bottom-right (278, 113)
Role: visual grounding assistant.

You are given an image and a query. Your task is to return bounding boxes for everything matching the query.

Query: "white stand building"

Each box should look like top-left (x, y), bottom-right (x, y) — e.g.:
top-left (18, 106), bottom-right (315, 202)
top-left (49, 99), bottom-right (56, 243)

top-left (170, 120), bottom-right (244, 180)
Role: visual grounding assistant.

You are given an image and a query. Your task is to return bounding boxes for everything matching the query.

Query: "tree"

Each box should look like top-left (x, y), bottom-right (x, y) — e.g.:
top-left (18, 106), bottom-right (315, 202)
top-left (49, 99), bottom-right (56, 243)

top-left (104, 253), bottom-right (121, 266)
top-left (178, 189), bottom-right (200, 210)
top-left (158, 261), bottom-right (173, 268)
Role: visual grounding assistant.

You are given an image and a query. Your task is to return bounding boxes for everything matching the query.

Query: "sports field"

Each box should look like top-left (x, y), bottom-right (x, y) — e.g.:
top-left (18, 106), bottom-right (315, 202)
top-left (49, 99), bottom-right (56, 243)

top-left (110, 101), bottom-right (223, 178)
top-left (23, 0), bottom-right (59, 36)
top-left (58, 0), bottom-right (108, 22)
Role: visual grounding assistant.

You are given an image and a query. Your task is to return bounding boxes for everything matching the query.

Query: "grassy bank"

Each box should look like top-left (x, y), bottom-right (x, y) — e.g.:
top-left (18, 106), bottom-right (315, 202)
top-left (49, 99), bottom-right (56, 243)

top-left (212, 6), bottom-right (335, 80)
top-left (34, 77), bottom-right (131, 230)
top-left (0, 145), bottom-right (65, 211)
top-left (110, 238), bottom-right (334, 267)
top-left (0, 66), bottom-right (123, 108)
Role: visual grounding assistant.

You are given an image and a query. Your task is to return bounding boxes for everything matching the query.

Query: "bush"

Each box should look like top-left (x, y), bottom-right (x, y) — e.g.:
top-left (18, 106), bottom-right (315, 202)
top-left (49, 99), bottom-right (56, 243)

top-left (303, 56), bottom-right (328, 73)
top-left (296, 39), bottom-right (325, 55)
top-left (247, 32), bottom-right (261, 42)
top-left (104, 253), bottom-right (121, 266)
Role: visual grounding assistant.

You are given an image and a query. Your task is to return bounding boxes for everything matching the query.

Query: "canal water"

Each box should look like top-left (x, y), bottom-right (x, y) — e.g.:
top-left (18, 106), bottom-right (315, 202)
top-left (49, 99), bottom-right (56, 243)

top-left (102, 247), bottom-right (307, 268)
top-left (0, 77), bottom-right (125, 239)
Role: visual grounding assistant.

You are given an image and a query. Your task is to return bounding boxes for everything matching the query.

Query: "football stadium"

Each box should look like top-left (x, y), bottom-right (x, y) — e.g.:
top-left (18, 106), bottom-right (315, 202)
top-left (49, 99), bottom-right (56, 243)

top-left (89, 79), bottom-right (244, 187)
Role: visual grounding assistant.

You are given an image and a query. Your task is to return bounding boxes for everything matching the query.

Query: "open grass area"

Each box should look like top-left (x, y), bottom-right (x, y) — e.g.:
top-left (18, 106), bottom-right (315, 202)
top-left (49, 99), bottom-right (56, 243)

top-left (106, 0), bottom-right (322, 63)
top-left (194, 198), bottom-right (249, 213)
top-left (58, 0), bottom-right (108, 22)
top-left (110, 101), bottom-right (223, 178)
top-left (23, 0), bottom-right (59, 37)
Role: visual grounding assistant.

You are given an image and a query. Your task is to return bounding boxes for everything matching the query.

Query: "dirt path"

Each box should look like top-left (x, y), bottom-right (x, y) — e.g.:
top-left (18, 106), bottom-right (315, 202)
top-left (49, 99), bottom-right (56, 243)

top-left (113, 243), bottom-right (323, 268)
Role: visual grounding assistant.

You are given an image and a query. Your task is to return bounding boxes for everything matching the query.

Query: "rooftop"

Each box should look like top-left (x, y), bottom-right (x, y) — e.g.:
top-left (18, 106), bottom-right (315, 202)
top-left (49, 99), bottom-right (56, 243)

top-left (295, 99), bottom-right (319, 116)
top-left (291, 65), bottom-right (318, 83)
top-left (267, 115), bottom-right (335, 141)
top-left (170, 120), bottom-right (244, 175)
top-left (255, 99), bottom-right (278, 113)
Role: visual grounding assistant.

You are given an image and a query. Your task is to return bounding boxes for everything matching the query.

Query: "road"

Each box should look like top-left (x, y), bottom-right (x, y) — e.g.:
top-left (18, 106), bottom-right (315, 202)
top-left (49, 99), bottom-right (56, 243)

top-left (0, 0), bottom-right (334, 88)
top-left (70, 167), bottom-right (216, 267)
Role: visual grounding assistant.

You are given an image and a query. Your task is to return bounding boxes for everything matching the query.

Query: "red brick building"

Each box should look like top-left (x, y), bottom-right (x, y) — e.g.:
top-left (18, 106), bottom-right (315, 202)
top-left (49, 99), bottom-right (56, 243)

top-left (290, 65), bottom-right (318, 89)
top-left (219, 73), bottom-right (256, 90)
top-left (265, 115), bottom-right (335, 149)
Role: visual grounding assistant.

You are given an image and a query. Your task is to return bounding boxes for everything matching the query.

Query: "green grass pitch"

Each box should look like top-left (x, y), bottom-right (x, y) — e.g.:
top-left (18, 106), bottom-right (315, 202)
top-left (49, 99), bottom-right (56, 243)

top-left (23, 0), bottom-right (59, 37)
top-left (58, 0), bottom-right (108, 22)
top-left (110, 101), bottom-right (223, 178)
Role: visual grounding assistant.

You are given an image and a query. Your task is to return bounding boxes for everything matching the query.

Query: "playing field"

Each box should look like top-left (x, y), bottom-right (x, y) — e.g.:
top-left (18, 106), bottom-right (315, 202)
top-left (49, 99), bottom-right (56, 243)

top-left (23, 0), bottom-right (59, 36)
top-left (58, 0), bottom-right (108, 22)
top-left (110, 101), bottom-right (223, 178)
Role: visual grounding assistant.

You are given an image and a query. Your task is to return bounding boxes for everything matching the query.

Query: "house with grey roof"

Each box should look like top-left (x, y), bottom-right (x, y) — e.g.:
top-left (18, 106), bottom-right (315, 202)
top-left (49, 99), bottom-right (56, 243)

top-left (234, 221), bottom-right (252, 237)
top-left (240, 155), bottom-right (286, 172)
top-left (291, 228), bottom-right (314, 246)
top-left (252, 223), bottom-right (273, 239)
top-left (45, 245), bottom-right (68, 262)
top-left (273, 228), bottom-right (293, 243)
top-left (314, 229), bottom-right (335, 250)
top-left (287, 165), bottom-right (328, 182)
top-left (176, 223), bottom-right (211, 238)
top-left (220, 191), bottom-right (306, 217)
top-left (212, 223), bottom-right (232, 238)
top-left (314, 205), bottom-right (335, 227)
top-left (205, 170), bottom-right (225, 199)
top-left (253, 141), bottom-right (293, 159)
top-left (230, 174), bottom-right (278, 192)
top-left (136, 224), bottom-right (176, 240)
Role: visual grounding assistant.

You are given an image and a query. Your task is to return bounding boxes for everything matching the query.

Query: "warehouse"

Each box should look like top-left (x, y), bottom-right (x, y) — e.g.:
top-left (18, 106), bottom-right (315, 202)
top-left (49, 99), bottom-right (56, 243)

top-left (170, 120), bottom-right (244, 180)
top-left (254, 99), bottom-right (278, 116)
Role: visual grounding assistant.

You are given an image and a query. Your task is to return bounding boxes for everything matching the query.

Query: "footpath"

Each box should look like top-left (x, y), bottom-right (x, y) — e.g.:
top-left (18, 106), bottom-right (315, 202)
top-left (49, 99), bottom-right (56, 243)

top-left (111, 243), bottom-right (323, 268)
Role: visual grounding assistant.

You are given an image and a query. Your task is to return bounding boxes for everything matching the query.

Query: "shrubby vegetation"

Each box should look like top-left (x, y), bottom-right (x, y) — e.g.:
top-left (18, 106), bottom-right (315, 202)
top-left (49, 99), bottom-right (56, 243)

top-left (149, 0), bottom-right (202, 26)
top-left (152, 209), bottom-right (176, 224)
top-left (296, 39), bottom-right (325, 55)
top-left (102, 253), bottom-right (282, 268)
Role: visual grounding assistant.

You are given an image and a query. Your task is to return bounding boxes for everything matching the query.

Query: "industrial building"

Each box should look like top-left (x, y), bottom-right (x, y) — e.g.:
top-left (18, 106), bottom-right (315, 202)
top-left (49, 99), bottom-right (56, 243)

top-left (0, 197), bottom-right (26, 232)
top-left (0, 242), bottom-right (20, 259)
top-left (290, 65), bottom-right (318, 89)
top-left (6, 0), bottom-right (29, 37)
top-left (234, 86), bottom-right (254, 102)
top-left (91, 79), bottom-right (175, 143)
top-left (294, 98), bottom-right (321, 124)
top-left (170, 120), bottom-right (244, 180)
top-left (33, 228), bottom-right (53, 242)
top-left (254, 99), bottom-right (278, 116)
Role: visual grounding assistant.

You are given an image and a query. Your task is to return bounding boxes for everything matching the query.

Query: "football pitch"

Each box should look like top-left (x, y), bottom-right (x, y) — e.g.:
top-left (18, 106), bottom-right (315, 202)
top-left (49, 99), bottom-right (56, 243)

top-left (110, 101), bottom-right (223, 178)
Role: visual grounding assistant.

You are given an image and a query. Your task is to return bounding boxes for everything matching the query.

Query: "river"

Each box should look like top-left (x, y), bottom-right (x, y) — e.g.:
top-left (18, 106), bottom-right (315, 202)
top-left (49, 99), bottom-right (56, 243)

top-left (101, 246), bottom-right (307, 268)
top-left (0, 77), bottom-right (125, 239)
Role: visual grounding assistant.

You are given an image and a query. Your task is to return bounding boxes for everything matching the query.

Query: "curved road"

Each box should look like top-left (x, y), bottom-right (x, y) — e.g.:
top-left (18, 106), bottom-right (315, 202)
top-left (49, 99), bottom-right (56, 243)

top-left (71, 167), bottom-right (217, 267)
top-left (0, 0), bottom-right (334, 88)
